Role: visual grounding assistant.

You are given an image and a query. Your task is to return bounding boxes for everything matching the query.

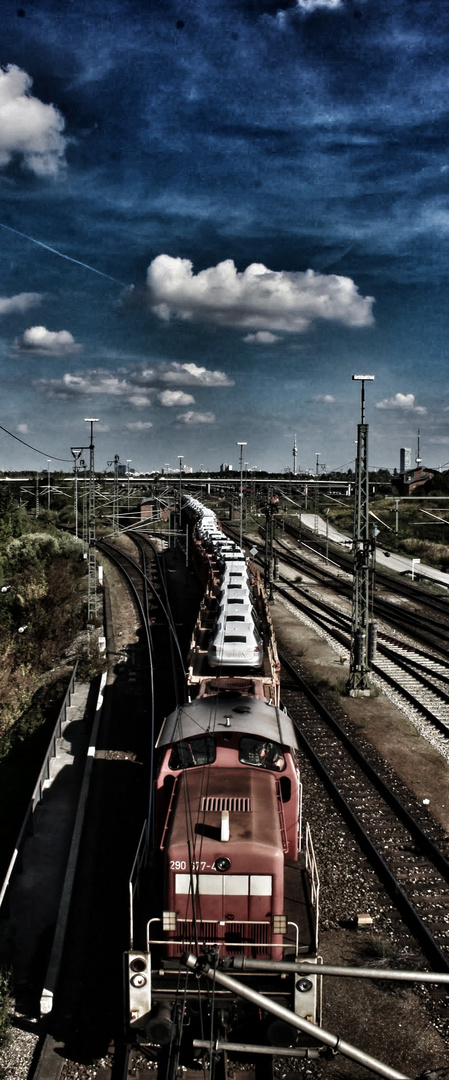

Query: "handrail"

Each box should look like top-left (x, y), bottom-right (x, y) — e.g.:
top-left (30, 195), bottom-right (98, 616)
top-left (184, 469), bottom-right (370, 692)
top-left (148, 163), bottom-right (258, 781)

top-left (0, 663), bottom-right (79, 913)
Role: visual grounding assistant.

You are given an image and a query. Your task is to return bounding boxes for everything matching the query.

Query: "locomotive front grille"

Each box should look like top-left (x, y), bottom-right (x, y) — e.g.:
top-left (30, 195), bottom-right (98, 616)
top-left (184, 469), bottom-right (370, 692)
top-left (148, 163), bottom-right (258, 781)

top-left (168, 918), bottom-right (272, 956)
top-left (199, 796), bottom-right (253, 812)
top-left (177, 920), bottom-right (218, 946)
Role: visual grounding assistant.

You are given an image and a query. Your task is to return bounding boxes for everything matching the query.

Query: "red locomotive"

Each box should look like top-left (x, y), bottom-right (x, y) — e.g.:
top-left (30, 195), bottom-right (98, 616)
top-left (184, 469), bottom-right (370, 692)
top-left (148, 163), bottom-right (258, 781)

top-left (124, 499), bottom-right (321, 1072)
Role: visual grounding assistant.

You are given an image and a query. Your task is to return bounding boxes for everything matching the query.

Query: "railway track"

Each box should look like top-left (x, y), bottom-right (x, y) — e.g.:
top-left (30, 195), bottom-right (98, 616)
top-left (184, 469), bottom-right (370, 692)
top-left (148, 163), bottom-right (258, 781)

top-left (23, 524), bottom-right (449, 1079)
top-left (219, 516), bottom-right (449, 750)
top-left (280, 653), bottom-right (449, 974)
top-left (279, 516), bottom-right (449, 617)
top-left (274, 522), bottom-right (449, 646)
top-left (25, 538), bottom-right (187, 1080)
top-left (276, 572), bottom-right (449, 751)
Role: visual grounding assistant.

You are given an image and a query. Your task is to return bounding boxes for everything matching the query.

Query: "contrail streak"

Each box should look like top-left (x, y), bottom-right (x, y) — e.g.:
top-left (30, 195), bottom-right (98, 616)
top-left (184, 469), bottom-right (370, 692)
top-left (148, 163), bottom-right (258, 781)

top-left (0, 220), bottom-right (128, 287)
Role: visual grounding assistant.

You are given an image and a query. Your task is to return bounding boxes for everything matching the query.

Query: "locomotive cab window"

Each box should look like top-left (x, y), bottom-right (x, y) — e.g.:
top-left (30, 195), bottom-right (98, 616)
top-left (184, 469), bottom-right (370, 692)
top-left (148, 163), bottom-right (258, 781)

top-left (169, 736), bottom-right (216, 770)
top-left (239, 736), bottom-right (286, 771)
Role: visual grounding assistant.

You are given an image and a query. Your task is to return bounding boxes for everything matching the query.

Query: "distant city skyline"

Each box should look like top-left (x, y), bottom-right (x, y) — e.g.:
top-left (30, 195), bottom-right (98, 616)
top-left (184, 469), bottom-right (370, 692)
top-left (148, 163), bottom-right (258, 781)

top-left (0, 1), bottom-right (448, 474)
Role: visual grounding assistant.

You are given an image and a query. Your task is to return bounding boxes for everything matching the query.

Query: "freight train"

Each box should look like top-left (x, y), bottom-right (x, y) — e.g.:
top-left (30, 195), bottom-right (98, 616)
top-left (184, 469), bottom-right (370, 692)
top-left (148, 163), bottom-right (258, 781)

top-left (124, 497), bottom-right (321, 1072)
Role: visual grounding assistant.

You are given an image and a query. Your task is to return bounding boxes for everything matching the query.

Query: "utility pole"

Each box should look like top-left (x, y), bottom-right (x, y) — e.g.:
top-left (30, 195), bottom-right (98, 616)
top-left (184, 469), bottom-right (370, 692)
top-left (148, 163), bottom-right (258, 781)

top-left (347, 376), bottom-right (376, 697)
top-left (85, 418), bottom-right (99, 626)
top-left (237, 441), bottom-right (247, 548)
top-left (127, 458), bottom-right (132, 514)
top-left (264, 491), bottom-right (279, 602)
top-left (178, 455), bottom-right (184, 535)
top-left (293, 434), bottom-right (297, 476)
top-left (107, 454), bottom-right (120, 534)
top-left (71, 447), bottom-right (84, 539)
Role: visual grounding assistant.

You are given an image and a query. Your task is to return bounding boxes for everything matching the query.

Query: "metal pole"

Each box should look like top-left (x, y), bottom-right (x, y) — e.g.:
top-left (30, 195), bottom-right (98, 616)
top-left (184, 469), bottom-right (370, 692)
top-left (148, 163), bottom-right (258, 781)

top-left (74, 461), bottom-right (78, 539)
top-left (127, 459), bottom-right (131, 514)
top-left (85, 418), bottom-right (99, 625)
top-left (347, 375), bottom-right (375, 696)
top-left (237, 441), bottom-right (247, 548)
top-left (184, 956), bottom-right (410, 1080)
top-left (113, 454), bottom-right (119, 535)
top-left (178, 455), bottom-right (183, 523)
top-left (226, 956), bottom-right (449, 983)
top-left (47, 459), bottom-right (51, 511)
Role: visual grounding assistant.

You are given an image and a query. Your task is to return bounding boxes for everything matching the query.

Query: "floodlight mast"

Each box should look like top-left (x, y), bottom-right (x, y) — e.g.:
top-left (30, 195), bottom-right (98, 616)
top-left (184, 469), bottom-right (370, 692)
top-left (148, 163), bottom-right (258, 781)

top-left (347, 376), bottom-right (376, 696)
top-left (237, 442), bottom-right (247, 548)
top-left (70, 447), bottom-right (84, 539)
top-left (84, 419), bottom-right (99, 624)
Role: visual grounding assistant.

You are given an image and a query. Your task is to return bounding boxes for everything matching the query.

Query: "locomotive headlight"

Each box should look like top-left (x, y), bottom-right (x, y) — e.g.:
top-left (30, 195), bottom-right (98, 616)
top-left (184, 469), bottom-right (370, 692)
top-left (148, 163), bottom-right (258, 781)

top-left (296, 978), bottom-right (313, 993)
top-left (214, 857), bottom-right (231, 872)
top-left (130, 973), bottom-right (147, 988)
top-left (162, 910), bottom-right (177, 931)
top-left (272, 914), bottom-right (287, 934)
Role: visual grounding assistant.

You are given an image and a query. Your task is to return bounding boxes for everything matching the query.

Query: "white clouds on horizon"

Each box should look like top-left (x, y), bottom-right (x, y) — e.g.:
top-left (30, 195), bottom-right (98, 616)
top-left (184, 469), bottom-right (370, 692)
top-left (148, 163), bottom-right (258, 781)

top-left (35, 361), bottom-right (231, 409)
top-left (311, 393), bottom-right (336, 403)
top-left (0, 65), bottom-right (67, 176)
top-left (125, 420), bottom-right (153, 431)
top-left (176, 410), bottom-right (215, 425)
top-left (375, 392), bottom-right (427, 415)
top-left (243, 331), bottom-right (279, 344)
top-left (15, 326), bottom-right (83, 355)
top-left (146, 255), bottom-right (375, 333)
top-left (0, 292), bottom-right (43, 315)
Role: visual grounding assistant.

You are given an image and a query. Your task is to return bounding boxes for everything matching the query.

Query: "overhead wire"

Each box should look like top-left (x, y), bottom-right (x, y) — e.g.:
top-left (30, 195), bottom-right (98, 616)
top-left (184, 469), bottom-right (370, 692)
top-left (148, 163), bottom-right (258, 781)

top-left (0, 423), bottom-right (74, 462)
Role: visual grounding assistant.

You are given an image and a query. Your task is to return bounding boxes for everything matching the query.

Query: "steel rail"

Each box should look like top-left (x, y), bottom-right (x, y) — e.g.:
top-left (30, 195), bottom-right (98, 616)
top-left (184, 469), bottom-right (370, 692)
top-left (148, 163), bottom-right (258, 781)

top-left (275, 579), bottom-right (449, 736)
top-left (280, 654), bottom-right (449, 973)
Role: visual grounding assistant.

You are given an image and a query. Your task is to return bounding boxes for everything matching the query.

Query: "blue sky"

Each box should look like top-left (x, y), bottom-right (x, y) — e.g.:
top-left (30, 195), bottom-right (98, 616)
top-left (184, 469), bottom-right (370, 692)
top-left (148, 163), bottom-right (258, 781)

top-left (0, 0), bottom-right (448, 475)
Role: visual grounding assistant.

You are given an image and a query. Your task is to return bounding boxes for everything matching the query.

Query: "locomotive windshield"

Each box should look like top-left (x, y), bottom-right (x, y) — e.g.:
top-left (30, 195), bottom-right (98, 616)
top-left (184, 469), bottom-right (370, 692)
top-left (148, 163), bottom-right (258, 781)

top-left (239, 736), bottom-right (286, 771)
top-left (169, 736), bottom-right (216, 770)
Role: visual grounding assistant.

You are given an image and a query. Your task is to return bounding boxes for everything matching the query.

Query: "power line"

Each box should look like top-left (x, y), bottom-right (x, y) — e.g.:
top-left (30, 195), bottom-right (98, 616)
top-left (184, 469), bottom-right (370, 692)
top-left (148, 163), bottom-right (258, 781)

top-left (0, 421), bottom-right (72, 460)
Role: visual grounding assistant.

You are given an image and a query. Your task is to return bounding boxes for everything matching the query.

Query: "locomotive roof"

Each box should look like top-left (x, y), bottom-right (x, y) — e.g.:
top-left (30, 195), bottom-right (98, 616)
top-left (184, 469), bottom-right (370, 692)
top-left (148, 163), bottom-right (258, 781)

top-left (156, 693), bottom-right (298, 749)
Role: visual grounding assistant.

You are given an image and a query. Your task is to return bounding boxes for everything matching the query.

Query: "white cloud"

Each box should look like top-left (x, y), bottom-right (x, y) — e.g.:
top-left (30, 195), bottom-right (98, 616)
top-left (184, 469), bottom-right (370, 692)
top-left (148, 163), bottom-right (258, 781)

top-left (243, 331), bottom-right (279, 344)
top-left (311, 394), bottom-right (336, 403)
top-left (146, 255), bottom-right (374, 333)
top-left (375, 393), bottom-right (427, 415)
top-left (158, 389), bottom-right (195, 407)
top-left (37, 370), bottom-right (128, 396)
top-left (297, 0), bottom-right (342, 10)
top-left (0, 65), bottom-right (67, 176)
top-left (35, 361), bottom-right (232, 405)
top-left (16, 423), bottom-right (28, 434)
top-left (0, 292), bottom-right (43, 315)
top-left (127, 394), bottom-right (151, 407)
top-left (158, 361), bottom-right (233, 386)
top-left (176, 410), bottom-right (215, 425)
top-left (15, 325), bottom-right (83, 355)
top-left (125, 421), bottom-right (153, 431)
